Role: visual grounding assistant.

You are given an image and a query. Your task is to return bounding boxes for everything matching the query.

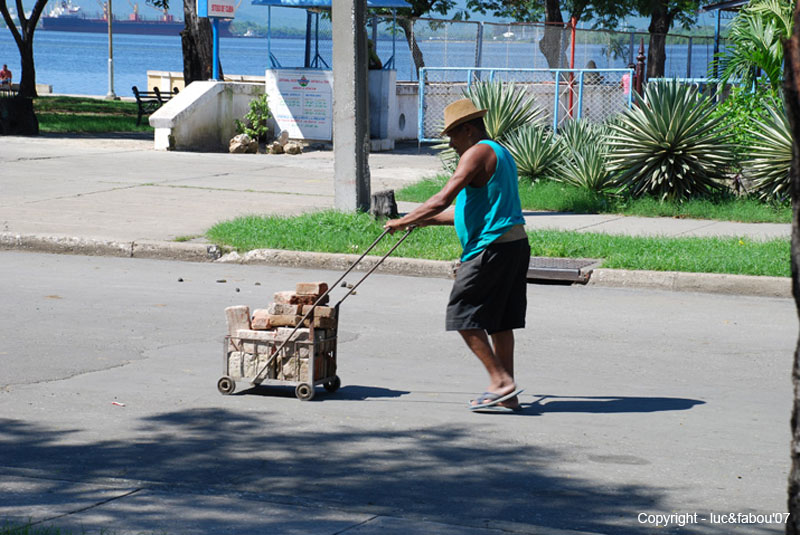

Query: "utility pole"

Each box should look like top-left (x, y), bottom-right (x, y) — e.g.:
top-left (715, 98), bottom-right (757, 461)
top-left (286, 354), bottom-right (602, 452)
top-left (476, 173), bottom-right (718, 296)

top-left (331, 0), bottom-right (370, 212)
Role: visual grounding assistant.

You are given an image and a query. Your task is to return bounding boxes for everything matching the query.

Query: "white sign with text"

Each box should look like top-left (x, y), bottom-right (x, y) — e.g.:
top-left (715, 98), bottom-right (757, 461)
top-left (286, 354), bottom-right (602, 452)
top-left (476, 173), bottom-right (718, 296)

top-left (265, 69), bottom-right (334, 141)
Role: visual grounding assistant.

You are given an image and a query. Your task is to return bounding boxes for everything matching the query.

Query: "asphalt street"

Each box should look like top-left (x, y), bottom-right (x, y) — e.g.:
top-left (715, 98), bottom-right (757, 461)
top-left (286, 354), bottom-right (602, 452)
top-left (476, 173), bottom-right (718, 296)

top-left (0, 251), bottom-right (795, 534)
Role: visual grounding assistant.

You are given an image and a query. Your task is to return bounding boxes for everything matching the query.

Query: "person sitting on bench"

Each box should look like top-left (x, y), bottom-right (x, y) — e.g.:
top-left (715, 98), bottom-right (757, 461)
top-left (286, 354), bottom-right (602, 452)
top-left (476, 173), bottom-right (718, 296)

top-left (0, 64), bottom-right (12, 89)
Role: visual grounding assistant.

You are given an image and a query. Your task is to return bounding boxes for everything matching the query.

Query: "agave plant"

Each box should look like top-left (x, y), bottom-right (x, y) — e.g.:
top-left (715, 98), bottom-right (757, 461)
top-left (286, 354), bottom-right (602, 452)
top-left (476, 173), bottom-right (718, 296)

top-left (502, 124), bottom-right (562, 182)
top-left (744, 103), bottom-right (792, 200)
top-left (556, 119), bottom-right (606, 155)
top-left (463, 80), bottom-right (544, 142)
top-left (606, 81), bottom-right (735, 202)
top-left (553, 122), bottom-right (616, 193)
top-left (438, 80), bottom-right (544, 173)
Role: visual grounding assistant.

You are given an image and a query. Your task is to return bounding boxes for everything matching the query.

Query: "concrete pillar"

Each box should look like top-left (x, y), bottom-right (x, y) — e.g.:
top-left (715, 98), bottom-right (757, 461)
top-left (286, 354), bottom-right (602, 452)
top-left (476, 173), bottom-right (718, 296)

top-left (332, 0), bottom-right (371, 212)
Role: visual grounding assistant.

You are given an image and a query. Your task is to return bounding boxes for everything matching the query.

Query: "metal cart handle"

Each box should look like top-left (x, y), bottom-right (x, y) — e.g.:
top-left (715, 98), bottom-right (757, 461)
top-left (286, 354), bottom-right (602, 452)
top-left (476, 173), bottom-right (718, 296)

top-left (251, 226), bottom-right (414, 385)
top-left (334, 227), bottom-right (415, 307)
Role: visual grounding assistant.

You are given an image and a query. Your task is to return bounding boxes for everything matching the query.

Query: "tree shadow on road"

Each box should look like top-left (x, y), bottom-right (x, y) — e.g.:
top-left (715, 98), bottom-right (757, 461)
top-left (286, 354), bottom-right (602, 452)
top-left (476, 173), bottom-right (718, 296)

top-left (0, 402), bottom-right (726, 535)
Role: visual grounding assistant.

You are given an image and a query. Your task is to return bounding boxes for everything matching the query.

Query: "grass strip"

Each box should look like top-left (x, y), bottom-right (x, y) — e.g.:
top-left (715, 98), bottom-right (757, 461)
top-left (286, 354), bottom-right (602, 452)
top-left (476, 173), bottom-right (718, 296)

top-left (34, 96), bottom-right (153, 134)
top-left (397, 175), bottom-right (791, 224)
top-left (207, 210), bottom-right (790, 278)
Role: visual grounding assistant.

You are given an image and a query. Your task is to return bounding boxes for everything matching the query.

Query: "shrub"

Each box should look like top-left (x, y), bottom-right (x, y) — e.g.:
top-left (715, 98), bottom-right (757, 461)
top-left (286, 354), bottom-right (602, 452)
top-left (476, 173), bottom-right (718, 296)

top-left (556, 118), bottom-right (604, 155)
top-left (606, 81), bottom-right (735, 202)
top-left (235, 93), bottom-right (272, 143)
top-left (439, 80), bottom-right (544, 173)
top-left (463, 80), bottom-right (543, 142)
top-left (743, 103), bottom-right (792, 201)
top-left (502, 123), bottom-right (562, 182)
top-left (555, 121), bottom-right (616, 193)
top-left (710, 85), bottom-right (779, 164)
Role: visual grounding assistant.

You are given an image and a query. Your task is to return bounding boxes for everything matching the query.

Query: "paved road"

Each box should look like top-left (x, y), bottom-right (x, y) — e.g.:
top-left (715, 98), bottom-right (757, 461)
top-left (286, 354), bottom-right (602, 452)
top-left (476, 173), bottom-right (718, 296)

top-left (0, 251), bottom-right (794, 534)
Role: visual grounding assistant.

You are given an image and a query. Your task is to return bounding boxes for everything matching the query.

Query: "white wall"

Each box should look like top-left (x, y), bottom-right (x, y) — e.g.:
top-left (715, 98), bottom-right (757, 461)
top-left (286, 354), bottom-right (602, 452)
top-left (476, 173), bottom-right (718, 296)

top-left (149, 81), bottom-right (267, 152)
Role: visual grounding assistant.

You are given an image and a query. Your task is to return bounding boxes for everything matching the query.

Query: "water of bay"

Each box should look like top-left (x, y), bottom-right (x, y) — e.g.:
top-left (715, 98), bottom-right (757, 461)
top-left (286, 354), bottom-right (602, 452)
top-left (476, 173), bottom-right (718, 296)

top-left (0, 29), bottom-right (714, 97)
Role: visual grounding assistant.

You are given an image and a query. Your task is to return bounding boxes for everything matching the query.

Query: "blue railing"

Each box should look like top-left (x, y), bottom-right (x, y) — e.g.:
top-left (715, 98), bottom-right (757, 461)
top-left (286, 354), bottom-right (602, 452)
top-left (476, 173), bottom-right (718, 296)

top-left (418, 67), bottom-right (635, 143)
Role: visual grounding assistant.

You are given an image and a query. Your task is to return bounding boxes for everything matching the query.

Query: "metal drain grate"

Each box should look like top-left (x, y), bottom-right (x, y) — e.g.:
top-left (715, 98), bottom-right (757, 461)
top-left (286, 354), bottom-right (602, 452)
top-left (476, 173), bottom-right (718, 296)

top-left (527, 257), bottom-right (601, 283)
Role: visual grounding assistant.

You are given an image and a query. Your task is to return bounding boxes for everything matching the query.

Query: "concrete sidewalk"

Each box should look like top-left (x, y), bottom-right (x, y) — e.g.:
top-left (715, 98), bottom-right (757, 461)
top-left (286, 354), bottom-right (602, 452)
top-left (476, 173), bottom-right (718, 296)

top-left (0, 133), bottom-right (791, 297)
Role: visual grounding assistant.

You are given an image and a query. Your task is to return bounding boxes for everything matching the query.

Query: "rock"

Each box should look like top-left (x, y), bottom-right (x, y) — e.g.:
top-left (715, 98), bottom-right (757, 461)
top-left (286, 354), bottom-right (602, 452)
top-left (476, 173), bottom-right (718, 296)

top-left (278, 130), bottom-right (290, 145)
top-left (229, 134), bottom-right (258, 154)
top-left (269, 141), bottom-right (284, 154)
top-left (284, 142), bottom-right (303, 155)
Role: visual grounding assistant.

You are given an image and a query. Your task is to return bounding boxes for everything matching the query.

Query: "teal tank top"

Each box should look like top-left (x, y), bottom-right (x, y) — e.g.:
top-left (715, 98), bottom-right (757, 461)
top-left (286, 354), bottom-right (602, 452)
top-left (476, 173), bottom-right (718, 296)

top-left (454, 139), bottom-right (525, 261)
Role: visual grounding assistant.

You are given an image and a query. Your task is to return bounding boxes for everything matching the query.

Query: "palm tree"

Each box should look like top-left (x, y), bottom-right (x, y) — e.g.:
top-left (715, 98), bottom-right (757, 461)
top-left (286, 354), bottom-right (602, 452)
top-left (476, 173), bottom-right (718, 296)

top-left (714, 0), bottom-right (795, 91)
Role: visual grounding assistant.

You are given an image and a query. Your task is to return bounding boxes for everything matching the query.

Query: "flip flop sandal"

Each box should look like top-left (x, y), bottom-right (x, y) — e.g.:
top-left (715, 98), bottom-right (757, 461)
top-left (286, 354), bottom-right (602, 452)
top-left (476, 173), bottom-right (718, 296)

top-left (469, 388), bottom-right (524, 411)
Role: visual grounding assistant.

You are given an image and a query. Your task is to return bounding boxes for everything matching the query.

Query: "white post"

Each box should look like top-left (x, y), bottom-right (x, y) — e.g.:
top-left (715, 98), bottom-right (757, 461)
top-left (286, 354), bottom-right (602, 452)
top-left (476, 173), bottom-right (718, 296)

top-left (331, 0), bottom-right (370, 212)
top-left (105, 0), bottom-right (117, 100)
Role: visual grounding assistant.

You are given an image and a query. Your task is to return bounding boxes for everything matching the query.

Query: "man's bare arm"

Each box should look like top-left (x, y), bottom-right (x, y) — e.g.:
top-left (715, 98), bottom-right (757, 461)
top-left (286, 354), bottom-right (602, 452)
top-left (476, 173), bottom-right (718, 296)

top-left (384, 144), bottom-right (492, 232)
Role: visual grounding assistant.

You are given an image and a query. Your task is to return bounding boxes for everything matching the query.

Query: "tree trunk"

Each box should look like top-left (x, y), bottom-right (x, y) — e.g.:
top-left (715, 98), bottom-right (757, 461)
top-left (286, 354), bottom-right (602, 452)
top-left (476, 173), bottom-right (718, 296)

top-left (0, 0), bottom-right (48, 98)
top-left (397, 17), bottom-right (423, 77)
top-left (538, 0), bottom-right (566, 69)
top-left (180, 0), bottom-right (221, 85)
top-left (19, 40), bottom-right (36, 98)
top-left (785, 4), bottom-right (800, 533)
top-left (646, 3), bottom-right (674, 79)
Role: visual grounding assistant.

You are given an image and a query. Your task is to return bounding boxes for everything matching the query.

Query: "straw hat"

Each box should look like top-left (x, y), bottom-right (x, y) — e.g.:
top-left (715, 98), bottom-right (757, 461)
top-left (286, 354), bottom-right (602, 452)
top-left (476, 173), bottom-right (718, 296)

top-left (441, 98), bottom-right (487, 136)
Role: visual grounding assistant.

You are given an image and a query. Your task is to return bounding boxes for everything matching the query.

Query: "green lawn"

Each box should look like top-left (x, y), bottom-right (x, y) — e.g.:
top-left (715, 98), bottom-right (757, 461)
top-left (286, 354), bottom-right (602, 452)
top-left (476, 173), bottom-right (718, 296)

top-left (34, 95), bottom-right (153, 134)
top-left (398, 175), bottom-right (791, 224)
top-left (207, 210), bottom-right (790, 278)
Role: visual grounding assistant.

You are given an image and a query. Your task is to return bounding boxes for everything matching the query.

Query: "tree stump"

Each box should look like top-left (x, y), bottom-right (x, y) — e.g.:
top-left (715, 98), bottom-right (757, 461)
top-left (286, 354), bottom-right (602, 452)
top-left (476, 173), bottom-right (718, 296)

top-left (370, 189), bottom-right (398, 219)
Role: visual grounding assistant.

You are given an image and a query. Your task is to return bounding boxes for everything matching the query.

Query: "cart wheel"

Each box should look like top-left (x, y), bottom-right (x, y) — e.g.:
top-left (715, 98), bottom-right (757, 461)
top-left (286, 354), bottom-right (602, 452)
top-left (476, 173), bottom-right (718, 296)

top-left (217, 376), bottom-right (236, 395)
top-left (323, 376), bottom-right (341, 393)
top-left (295, 383), bottom-right (315, 401)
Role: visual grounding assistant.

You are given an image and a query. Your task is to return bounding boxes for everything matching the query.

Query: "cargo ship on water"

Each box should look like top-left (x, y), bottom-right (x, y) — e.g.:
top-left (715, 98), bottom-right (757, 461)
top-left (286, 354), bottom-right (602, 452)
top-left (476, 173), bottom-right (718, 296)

top-left (40, 0), bottom-right (233, 37)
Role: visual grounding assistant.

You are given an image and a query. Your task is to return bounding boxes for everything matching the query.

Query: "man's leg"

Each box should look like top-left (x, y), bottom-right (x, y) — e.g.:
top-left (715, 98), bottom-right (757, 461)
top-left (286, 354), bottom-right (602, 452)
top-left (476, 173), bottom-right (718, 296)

top-left (490, 330), bottom-right (519, 408)
top-left (490, 330), bottom-right (514, 378)
top-left (459, 328), bottom-right (516, 400)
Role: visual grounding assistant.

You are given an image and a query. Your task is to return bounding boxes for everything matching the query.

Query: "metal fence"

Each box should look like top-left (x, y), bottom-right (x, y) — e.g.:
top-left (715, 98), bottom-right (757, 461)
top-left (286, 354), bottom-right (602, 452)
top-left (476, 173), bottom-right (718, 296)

top-left (378, 17), bottom-right (724, 83)
top-left (262, 13), bottom-right (723, 85)
top-left (418, 67), bottom-right (634, 142)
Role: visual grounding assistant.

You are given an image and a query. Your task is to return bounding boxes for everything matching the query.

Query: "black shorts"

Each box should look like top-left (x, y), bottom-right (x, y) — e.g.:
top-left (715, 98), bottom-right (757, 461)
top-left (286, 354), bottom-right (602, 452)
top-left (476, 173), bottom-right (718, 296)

top-left (445, 238), bottom-right (530, 335)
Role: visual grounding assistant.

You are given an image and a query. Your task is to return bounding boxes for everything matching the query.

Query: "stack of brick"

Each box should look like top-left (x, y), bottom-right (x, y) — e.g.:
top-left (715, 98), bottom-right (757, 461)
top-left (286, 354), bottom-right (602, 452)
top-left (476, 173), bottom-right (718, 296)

top-left (224, 282), bottom-right (337, 383)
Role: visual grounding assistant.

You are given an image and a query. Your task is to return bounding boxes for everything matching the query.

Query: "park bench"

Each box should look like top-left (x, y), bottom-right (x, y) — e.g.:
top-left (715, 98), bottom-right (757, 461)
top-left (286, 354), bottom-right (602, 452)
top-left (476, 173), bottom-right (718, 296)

top-left (0, 83), bottom-right (19, 97)
top-left (132, 85), bottom-right (178, 126)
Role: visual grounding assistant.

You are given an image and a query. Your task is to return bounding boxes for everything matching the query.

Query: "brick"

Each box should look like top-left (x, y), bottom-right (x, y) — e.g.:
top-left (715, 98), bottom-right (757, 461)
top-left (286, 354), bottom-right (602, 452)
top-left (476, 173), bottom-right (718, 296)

top-left (268, 314), bottom-right (302, 328)
top-left (227, 351), bottom-right (244, 379)
top-left (273, 291), bottom-right (295, 304)
top-left (267, 303), bottom-right (300, 315)
top-left (273, 291), bottom-right (329, 306)
top-left (243, 353), bottom-right (259, 378)
top-left (301, 305), bottom-right (336, 318)
top-left (225, 306), bottom-right (251, 335)
top-left (296, 281), bottom-right (329, 296)
top-left (251, 309), bottom-right (272, 330)
top-left (235, 329), bottom-right (279, 342)
top-left (276, 327), bottom-right (310, 342)
top-left (303, 316), bottom-right (337, 330)
top-left (293, 293), bottom-right (329, 306)
top-left (280, 355), bottom-right (310, 382)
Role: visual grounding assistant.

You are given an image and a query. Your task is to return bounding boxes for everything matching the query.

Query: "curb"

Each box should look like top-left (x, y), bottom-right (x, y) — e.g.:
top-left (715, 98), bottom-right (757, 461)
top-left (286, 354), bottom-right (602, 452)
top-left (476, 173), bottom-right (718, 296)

top-left (0, 232), bottom-right (790, 298)
top-left (587, 268), bottom-right (791, 298)
top-left (0, 233), bottom-right (223, 263)
top-left (217, 248), bottom-right (458, 279)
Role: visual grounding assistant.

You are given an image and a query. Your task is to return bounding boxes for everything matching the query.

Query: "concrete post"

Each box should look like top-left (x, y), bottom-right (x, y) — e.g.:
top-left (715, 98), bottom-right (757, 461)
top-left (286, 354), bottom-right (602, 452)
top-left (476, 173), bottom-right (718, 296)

top-left (332, 0), bottom-right (371, 212)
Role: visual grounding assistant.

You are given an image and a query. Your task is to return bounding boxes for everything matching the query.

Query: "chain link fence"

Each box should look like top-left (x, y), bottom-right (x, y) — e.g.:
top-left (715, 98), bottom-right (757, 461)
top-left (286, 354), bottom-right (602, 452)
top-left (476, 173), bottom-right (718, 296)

top-left (262, 12), bottom-right (723, 85)
top-left (372, 16), bottom-right (723, 84)
top-left (418, 67), bottom-right (633, 142)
